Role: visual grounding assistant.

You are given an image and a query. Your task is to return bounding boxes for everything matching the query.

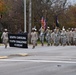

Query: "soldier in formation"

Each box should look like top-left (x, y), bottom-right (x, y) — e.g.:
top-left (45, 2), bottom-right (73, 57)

top-left (45, 27), bottom-right (51, 46)
top-left (73, 28), bottom-right (76, 45)
top-left (30, 26), bottom-right (76, 48)
top-left (39, 26), bottom-right (45, 46)
top-left (54, 28), bottom-right (61, 46)
top-left (60, 28), bottom-right (67, 46)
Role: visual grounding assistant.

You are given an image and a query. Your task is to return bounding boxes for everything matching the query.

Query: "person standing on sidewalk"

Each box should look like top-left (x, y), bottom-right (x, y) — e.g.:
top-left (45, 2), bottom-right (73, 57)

top-left (1, 29), bottom-right (8, 48)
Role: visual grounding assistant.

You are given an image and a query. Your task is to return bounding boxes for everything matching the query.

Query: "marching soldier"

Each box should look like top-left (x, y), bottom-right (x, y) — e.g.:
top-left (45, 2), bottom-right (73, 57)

top-left (39, 26), bottom-right (45, 46)
top-left (35, 28), bottom-right (38, 46)
top-left (66, 30), bottom-right (70, 45)
top-left (73, 28), bottom-right (76, 45)
top-left (45, 27), bottom-right (51, 46)
top-left (31, 28), bottom-right (37, 49)
top-left (69, 28), bottom-right (74, 45)
top-left (1, 29), bottom-right (8, 48)
top-left (54, 28), bottom-right (60, 46)
top-left (60, 27), bottom-right (67, 46)
top-left (51, 30), bottom-right (55, 46)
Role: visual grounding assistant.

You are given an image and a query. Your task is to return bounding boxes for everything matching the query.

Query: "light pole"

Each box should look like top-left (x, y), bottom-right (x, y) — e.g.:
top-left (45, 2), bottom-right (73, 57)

top-left (28, 0), bottom-right (32, 43)
top-left (29, 0), bottom-right (32, 34)
top-left (24, 0), bottom-right (26, 32)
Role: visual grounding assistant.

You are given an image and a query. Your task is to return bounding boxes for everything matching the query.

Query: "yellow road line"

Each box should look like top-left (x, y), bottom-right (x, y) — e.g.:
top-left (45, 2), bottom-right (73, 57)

top-left (0, 56), bottom-right (8, 59)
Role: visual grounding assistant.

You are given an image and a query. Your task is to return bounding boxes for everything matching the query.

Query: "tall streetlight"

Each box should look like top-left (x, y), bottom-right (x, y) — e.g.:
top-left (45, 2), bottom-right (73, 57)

top-left (24, 0), bottom-right (26, 32)
top-left (24, 0), bottom-right (32, 43)
top-left (29, 0), bottom-right (32, 34)
top-left (28, 0), bottom-right (32, 43)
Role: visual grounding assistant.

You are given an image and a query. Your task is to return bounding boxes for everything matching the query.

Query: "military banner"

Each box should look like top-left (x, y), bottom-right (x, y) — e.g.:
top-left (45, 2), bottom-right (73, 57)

top-left (8, 33), bottom-right (28, 48)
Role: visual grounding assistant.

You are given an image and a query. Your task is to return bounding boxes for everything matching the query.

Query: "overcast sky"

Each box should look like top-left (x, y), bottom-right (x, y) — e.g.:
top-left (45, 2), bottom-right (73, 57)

top-left (69, 0), bottom-right (76, 4)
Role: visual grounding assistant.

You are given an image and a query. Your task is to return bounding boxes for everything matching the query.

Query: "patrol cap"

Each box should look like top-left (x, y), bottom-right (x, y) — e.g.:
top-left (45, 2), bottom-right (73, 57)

top-left (35, 28), bottom-right (37, 31)
top-left (4, 29), bottom-right (7, 31)
top-left (63, 29), bottom-right (65, 31)
top-left (47, 27), bottom-right (50, 29)
top-left (32, 28), bottom-right (35, 31)
top-left (72, 28), bottom-right (74, 30)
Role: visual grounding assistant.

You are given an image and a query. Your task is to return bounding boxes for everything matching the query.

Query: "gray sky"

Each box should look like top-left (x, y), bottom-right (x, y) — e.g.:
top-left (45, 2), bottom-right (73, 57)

top-left (69, 0), bottom-right (76, 4)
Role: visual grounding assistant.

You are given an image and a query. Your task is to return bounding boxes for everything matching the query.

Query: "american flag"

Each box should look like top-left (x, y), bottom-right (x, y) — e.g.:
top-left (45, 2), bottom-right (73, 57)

top-left (41, 17), bottom-right (46, 30)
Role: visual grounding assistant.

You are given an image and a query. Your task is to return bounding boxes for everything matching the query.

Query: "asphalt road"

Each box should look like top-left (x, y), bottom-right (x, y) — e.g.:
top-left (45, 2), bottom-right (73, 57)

top-left (0, 45), bottom-right (76, 75)
top-left (0, 61), bottom-right (76, 75)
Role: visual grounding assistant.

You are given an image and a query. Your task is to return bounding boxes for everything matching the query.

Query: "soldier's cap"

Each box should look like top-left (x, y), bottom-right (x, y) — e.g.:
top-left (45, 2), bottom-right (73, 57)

top-left (35, 29), bottom-right (37, 31)
top-left (32, 28), bottom-right (35, 31)
top-left (47, 27), bottom-right (50, 29)
top-left (4, 29), bottom-right (7, 31)
top-left (62, 27), bottom-right (65, 31)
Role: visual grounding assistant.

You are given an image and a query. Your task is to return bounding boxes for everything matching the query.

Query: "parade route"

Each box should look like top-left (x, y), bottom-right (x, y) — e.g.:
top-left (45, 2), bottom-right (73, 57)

top-left (0, 45), bottom-right (76, 62)
top-left (0, 45), bottom-right (76, 75)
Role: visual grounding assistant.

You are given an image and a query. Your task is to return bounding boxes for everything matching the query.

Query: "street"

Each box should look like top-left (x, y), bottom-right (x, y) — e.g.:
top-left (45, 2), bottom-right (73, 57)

top-left (0, 45), bottom-right (76, 75)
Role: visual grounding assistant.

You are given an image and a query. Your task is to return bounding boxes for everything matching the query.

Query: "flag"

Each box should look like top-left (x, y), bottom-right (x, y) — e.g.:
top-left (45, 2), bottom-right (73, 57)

top-left (41, 17), bottom-right (46, 30)
top-left (56, 17), bottom-right (59, 27)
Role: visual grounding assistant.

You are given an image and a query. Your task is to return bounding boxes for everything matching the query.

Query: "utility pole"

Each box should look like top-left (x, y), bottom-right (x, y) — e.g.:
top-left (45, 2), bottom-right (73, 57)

top-left (24, 0), bottom-right (26, 32)
top-left (28, 0), bottom-right (32, 43)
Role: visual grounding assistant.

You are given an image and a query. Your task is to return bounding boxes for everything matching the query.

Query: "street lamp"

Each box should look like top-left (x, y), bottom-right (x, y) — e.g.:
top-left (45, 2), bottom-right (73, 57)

top-left (28, 0), bottom-right (32, 43)
top-left (24, 0), bottom-right (26, 32)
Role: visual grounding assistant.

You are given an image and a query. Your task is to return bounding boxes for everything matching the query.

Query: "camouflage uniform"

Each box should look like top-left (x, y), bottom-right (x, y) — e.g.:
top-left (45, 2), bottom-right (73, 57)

top-left (69, 30), bottom-right (74, 45)
top-left (45, 27), bottom-right (51, 46)
top-left (1, 29), bottom-right (8, 48)
top-left (39, 27), bottom-right (45, 46)
top-left (35, 29), bottom-right (38, 46)
top-left (31, 28), bottom-right (37, 48)
top-left (51, 31), bottom-right (55, 45)
top-left (60, 29), bottom-right (67, 46)
top-left (54, 29), bottom-right (60, 46)
top-left (73, 28), bottom-right (76, 45)
top-left (66, 30), bottom-right (70, 45)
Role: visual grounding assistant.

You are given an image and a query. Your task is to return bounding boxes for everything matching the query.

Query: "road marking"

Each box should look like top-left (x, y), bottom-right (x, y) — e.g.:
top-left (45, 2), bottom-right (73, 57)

top-left (0, 59), bottom-right (76, 63)
top-left (0, 56), bottom-right (8, 59)
top-left (9, 53), bottom-right (28, 57)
